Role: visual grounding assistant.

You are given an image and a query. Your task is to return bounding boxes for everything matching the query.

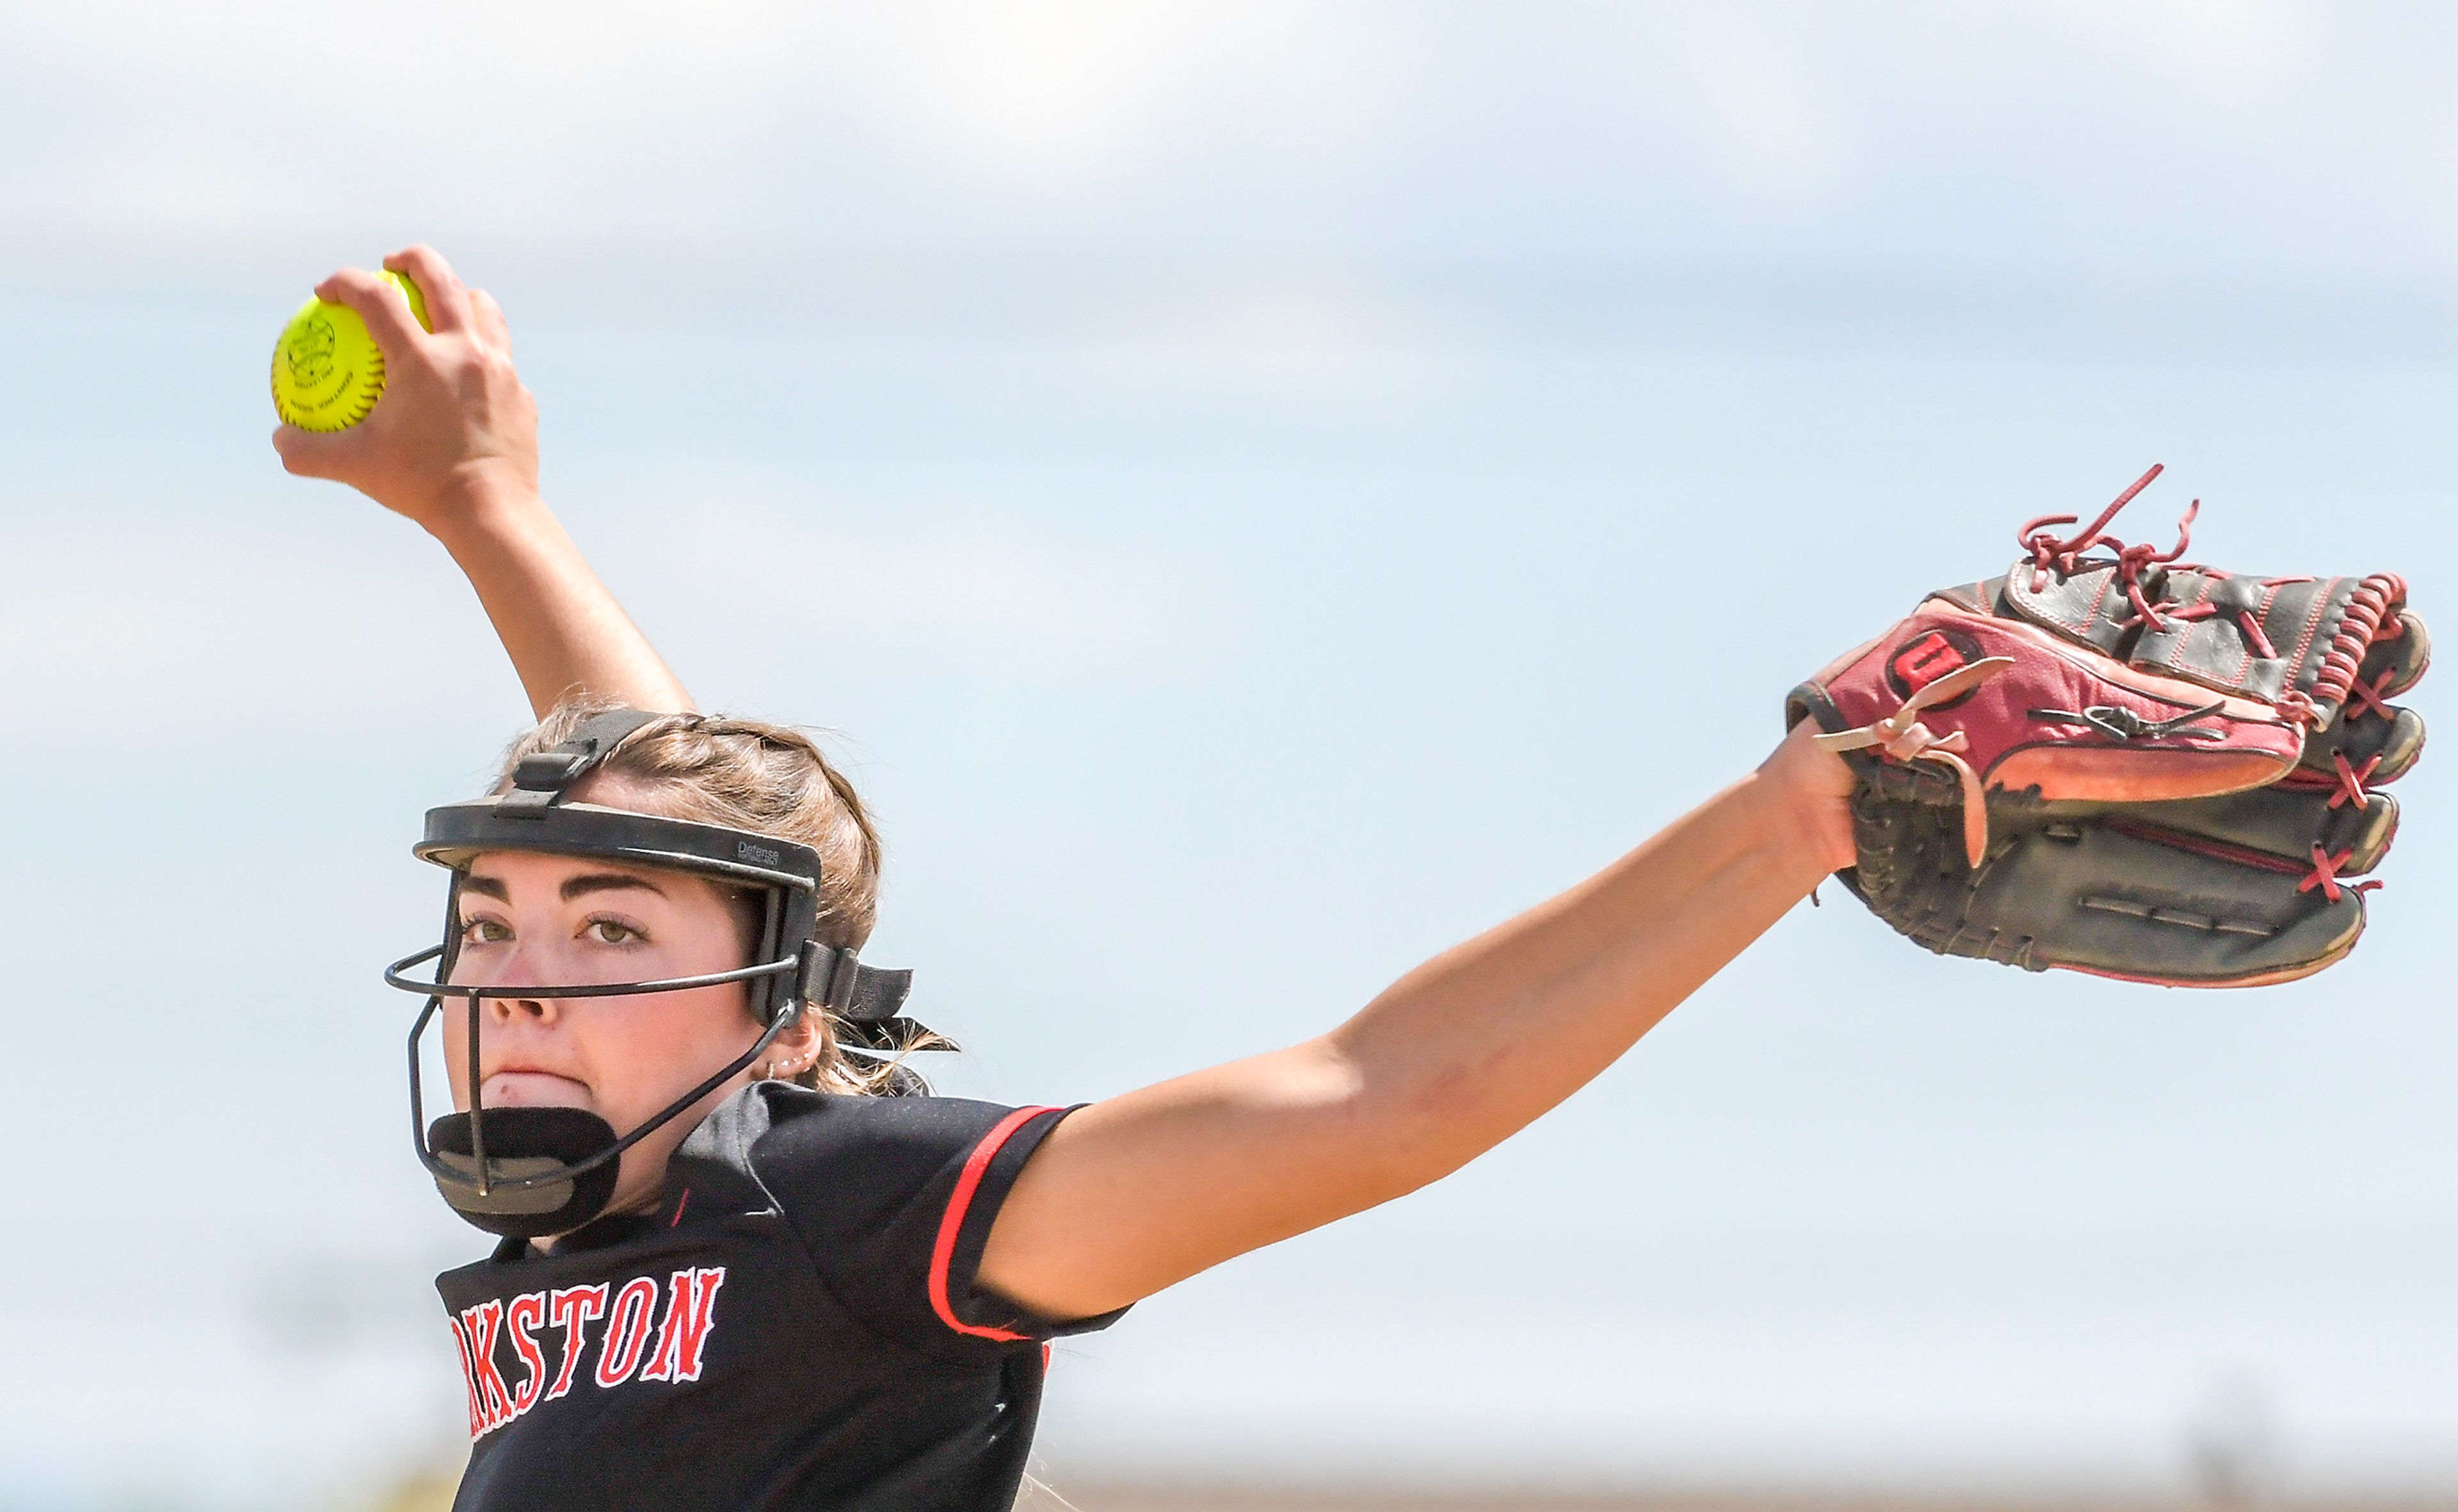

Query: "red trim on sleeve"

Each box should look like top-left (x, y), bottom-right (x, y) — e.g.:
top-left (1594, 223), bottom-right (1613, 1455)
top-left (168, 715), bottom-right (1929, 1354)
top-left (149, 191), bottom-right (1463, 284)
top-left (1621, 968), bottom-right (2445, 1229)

top-left (928, 1106), bottom-right (1061, 1342)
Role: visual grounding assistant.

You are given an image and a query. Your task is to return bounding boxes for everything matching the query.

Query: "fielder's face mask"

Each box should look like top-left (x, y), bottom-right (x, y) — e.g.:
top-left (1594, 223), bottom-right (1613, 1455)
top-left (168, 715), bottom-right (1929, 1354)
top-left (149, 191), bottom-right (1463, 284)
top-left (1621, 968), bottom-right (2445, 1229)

top-left (384, 709), bottom-right (931, 1239)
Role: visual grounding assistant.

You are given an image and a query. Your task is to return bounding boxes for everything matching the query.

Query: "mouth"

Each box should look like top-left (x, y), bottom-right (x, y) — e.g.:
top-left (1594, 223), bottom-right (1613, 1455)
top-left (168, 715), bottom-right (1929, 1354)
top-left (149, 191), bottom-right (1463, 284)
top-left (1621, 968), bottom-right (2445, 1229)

top-left (478, 1068), bottom-right (592, 1108)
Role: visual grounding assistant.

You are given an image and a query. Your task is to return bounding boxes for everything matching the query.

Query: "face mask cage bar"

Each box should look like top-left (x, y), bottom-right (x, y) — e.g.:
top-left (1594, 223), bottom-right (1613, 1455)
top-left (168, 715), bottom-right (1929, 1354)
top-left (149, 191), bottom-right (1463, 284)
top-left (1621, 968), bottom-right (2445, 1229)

top-left (385, 709), bottom-right (931, 1212)
top-left (386, 881), bottom-right (810, 1200)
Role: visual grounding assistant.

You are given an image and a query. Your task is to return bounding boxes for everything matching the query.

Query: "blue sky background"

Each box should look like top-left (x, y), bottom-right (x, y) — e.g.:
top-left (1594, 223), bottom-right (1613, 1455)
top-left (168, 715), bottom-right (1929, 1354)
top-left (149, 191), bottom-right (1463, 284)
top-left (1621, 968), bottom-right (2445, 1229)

top-left (2, 3), bottom-right (2455, 1506)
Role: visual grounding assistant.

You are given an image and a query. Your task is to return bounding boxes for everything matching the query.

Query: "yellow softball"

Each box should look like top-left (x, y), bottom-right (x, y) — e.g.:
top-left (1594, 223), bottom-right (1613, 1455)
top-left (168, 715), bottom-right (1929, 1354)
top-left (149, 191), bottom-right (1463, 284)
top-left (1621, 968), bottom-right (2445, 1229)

top-left (270, 269), bottom-right (433, 431)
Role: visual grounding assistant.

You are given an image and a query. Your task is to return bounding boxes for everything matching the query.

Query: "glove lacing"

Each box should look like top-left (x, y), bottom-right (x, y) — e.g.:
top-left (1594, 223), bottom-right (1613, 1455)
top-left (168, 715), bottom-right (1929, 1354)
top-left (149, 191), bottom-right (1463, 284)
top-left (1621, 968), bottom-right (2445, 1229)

top-left (2020, 467), bottom-right (2409, 731)
top-left (2018, 463), bottom-right (2198, 635)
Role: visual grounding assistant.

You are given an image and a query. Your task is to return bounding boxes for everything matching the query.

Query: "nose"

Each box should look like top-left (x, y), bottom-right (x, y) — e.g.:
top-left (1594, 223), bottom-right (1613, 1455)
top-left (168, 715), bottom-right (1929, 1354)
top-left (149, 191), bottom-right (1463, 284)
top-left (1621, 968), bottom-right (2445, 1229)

top-left (477, 944), bottom-right (562, 1024)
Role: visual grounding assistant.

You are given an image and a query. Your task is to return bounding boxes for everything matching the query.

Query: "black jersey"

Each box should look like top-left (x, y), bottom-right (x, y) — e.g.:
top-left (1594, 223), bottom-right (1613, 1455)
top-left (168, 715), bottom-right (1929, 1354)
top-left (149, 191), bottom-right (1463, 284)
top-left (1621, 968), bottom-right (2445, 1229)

top-left (434, 1082), bottom-right (1121, 1511)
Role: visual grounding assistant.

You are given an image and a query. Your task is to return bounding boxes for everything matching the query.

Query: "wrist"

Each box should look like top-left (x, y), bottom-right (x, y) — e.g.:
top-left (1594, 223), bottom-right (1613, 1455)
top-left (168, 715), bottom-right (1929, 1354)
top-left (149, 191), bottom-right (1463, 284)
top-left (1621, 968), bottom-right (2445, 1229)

top-left (1753, 721), bottom-right (1859, 881)
top-left (419, 464), bottom-right (552, 555)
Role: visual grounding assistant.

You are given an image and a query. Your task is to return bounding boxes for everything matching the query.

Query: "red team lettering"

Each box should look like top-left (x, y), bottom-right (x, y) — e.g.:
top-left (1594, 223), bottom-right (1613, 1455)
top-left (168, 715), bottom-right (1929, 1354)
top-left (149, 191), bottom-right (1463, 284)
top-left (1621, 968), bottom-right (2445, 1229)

top-left (458, 1300), bottom-right (517, 1432)
top-left (504, 1292), bottom-right (549, 1414)
top-left (638, 1267), bottom-right (727, 1384)
top-left (451, 1269), bottom-right (728, 1439)
top-left (448, 1316), bottom-right (484, 1438)
top-left (544, 1283), bottom-right (609, 1401)
top-left (595, 1277), bottom-right (661, 1387)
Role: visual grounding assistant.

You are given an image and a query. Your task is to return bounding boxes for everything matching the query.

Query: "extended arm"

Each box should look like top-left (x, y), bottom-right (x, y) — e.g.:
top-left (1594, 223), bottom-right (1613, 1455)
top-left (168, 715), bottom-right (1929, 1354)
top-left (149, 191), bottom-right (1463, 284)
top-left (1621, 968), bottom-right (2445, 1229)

top-left (979, 723), bottom-right (1854, 1320)
top-left (272, 245), bottom-right (691, 717)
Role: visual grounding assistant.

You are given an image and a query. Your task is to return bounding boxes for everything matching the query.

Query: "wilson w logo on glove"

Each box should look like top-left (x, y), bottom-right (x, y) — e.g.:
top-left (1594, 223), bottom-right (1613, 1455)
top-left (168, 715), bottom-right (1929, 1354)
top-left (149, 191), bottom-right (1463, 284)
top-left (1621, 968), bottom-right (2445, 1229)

top-left (1788, 465), bottom-right (2427, 988)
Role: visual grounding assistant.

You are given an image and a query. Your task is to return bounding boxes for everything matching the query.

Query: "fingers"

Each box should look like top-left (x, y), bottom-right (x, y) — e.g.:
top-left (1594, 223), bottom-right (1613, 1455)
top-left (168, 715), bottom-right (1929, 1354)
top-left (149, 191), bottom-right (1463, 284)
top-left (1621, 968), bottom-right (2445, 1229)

top-left (270, 423), bottom-right (358, 481)
top-left (316, 266), bottom-right (427, 365)
top-left (386, 244), bottom-right (478, 335)
top-left (469, 287), bottom-right (515, 358)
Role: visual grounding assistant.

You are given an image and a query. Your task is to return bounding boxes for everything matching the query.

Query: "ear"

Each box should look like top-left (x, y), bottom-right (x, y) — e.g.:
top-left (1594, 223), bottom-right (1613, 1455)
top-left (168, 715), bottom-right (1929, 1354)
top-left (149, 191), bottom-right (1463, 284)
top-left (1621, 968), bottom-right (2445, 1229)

top-left (761, 1004), bottom-right (828, 1076)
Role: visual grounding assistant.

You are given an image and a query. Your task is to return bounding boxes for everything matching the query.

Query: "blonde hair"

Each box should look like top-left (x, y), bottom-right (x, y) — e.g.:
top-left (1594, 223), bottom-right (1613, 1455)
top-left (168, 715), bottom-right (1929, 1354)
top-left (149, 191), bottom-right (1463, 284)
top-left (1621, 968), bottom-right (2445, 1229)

top-left (495, 698), bottom-right (929, 1097)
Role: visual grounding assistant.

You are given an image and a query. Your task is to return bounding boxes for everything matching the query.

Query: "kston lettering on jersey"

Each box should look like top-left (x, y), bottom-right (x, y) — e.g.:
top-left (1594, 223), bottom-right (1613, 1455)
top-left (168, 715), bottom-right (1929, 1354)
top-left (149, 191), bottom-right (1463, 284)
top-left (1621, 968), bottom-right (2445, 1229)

top-left (449, 1267), bottom-right (728, 1438)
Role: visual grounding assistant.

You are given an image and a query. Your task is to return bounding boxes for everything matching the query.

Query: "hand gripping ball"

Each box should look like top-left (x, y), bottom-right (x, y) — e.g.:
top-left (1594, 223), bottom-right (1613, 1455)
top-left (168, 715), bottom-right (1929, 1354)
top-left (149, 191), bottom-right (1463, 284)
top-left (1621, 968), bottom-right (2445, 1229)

top-left (270, 269), bottom-right (432, 431)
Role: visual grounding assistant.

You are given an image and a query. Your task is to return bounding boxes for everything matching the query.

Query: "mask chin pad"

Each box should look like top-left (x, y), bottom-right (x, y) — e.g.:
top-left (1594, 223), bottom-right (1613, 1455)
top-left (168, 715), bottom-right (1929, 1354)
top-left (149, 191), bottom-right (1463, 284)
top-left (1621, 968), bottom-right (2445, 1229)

top-left (427, 1107), bottom-right (623, 1240)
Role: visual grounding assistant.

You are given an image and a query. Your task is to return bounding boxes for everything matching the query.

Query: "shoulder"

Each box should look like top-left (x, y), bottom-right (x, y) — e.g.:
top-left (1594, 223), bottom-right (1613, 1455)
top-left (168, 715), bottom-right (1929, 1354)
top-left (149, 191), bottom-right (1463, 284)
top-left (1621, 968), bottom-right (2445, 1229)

top-left (703, 1082), bottom-right (1065, 1221)
top-left (686, 1083), bottom-right (1084, 1356)
top-left (737, 1082), bottom-right (1044, 1161)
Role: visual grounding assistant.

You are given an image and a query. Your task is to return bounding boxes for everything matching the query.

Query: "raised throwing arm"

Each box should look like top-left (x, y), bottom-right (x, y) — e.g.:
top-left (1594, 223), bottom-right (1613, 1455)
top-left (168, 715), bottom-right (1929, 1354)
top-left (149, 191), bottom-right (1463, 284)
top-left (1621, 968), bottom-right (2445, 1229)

top-left (977, 725), bottom-right (1856, 1321)
top-left (272, 245), bottom-right (693, 718)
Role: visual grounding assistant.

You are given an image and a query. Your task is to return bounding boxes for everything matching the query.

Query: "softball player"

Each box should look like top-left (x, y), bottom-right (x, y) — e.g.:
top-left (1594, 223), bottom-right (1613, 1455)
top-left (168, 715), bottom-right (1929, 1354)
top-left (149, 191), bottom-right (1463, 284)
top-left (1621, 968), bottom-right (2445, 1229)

top-left (273, 246), bottom-right (1863, 1511)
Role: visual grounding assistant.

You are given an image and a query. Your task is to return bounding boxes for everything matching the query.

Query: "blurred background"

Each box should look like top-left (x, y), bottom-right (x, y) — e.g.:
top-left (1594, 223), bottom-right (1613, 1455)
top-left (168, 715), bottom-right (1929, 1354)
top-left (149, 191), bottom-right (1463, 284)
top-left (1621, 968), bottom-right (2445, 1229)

top-left (3, 2), bottom-right (2455, 1508)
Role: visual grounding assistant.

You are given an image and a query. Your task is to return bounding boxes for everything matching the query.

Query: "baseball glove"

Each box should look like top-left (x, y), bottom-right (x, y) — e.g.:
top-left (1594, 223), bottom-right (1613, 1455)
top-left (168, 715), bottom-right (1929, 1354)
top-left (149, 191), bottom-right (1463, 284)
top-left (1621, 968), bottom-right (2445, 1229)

top-left (1788, 465), bottom-right (2427, 986)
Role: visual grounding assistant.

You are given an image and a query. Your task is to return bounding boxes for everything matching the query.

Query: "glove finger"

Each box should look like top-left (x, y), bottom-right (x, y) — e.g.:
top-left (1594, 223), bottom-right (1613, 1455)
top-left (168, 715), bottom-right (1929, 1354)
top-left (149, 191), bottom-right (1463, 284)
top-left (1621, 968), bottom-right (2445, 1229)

top-left (1842, 781), bottom-right (2370, 986)
top-left (2370, 608), bottom-right (2430, 697)
top-left (1978, 815), bottom-right (2368, 986)
top-left (2294, 597), bottom-right (2425, 784)
top-left (2301, 605), bottom-right (2428, 780)
top-left (2299, 702), bottom-right (2425, 786)
top-left (2100, 786), bottom-right (2398, 878)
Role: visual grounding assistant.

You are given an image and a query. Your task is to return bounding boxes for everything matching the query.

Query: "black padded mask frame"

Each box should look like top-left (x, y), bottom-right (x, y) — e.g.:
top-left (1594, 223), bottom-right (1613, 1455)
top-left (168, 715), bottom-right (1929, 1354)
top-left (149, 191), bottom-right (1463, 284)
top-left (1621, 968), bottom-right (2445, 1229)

top-left (384, 710), bottom-right (928, 1216)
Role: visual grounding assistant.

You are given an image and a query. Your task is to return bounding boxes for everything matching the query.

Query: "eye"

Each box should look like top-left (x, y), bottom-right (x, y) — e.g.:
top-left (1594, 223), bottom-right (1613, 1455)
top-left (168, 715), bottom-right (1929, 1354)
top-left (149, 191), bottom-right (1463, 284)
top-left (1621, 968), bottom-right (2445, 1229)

top-left (585, 918), bottom-right (645, 945)
top-left (460, 917), bottom-right (512, 945)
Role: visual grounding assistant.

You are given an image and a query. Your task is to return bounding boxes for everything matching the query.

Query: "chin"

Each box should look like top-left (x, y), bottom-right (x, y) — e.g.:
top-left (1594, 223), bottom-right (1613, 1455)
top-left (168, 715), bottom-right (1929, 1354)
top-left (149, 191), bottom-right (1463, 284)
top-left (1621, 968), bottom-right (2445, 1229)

top-left (480, 1071), bottom-right (595, 1109)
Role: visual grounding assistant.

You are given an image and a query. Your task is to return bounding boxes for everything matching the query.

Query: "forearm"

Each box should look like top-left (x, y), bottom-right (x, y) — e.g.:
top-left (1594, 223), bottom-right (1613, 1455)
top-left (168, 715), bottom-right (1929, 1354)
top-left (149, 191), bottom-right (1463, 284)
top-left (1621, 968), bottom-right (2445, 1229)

top-left (271, 248), bottom-right (694, 720)
top-left (1326, 747), bottom-right (1833, 1193)
top-left (983, 726), bottom-right (1849, 1316)
top-left (425, 476), bottom-right (694, 718)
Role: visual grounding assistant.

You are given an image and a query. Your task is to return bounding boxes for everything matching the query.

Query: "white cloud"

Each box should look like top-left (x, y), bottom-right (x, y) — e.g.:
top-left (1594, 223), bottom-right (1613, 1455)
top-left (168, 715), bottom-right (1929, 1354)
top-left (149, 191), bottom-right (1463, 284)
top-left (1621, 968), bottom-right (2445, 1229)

top-left (4, 0), bottom-right (1362, 214)
top-left (6, 0), bottom-right (2454, 272)
top-left (821, 3), bottom-right (1326, 185)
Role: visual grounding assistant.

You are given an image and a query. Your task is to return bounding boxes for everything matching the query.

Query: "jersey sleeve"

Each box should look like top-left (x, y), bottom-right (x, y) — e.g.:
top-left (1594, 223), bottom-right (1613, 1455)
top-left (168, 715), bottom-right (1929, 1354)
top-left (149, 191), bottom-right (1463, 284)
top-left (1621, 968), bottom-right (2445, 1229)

top-left (744, 1086), bottom-right (1125, 1360)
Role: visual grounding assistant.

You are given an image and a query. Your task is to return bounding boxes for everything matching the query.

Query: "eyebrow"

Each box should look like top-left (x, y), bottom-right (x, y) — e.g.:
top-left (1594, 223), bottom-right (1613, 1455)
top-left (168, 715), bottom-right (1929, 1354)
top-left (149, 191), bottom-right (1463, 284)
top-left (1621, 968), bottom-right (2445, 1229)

top-left (457, 872), bottom-right (667, 903)
top-left (561, 873), bottom-right (666, 903)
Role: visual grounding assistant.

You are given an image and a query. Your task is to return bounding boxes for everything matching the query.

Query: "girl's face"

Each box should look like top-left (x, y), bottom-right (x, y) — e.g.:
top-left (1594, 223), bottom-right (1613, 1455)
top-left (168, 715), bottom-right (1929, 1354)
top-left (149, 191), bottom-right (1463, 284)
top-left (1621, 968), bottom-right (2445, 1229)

top-left (442, 843), bottom-right (776, 1232)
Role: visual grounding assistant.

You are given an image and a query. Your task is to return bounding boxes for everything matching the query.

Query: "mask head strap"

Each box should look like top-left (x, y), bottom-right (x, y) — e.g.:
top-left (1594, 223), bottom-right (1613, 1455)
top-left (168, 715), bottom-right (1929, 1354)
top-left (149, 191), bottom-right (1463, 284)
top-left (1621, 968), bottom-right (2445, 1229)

top-left (494, 708), bottom-right (669, 817)
top-left (793, 941), bottom-right (938, 1053)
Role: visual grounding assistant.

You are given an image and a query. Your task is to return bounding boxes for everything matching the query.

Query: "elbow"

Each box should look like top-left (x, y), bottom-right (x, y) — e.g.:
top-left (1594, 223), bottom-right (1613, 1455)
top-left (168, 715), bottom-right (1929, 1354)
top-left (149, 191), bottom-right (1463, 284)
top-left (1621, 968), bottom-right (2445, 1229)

top-left (1307, 1037), bottom-right (1488, 1207)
